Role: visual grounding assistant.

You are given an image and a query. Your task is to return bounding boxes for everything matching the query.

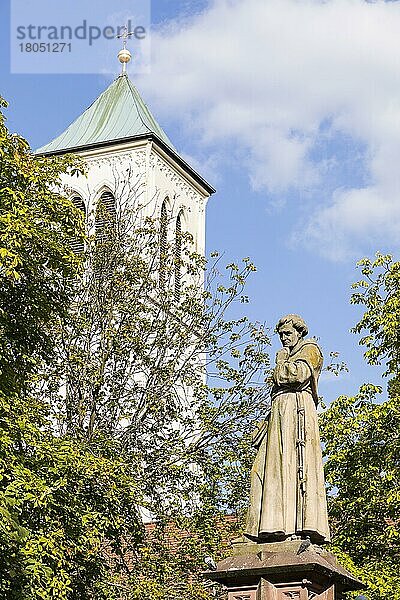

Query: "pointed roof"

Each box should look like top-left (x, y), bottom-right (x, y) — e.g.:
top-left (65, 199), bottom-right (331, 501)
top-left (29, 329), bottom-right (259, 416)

top-left (36, 75), bottom-right (174, 154)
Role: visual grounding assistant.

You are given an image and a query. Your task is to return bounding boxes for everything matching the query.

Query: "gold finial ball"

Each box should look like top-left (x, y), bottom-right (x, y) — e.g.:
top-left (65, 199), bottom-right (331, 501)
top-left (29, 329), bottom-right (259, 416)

top-left (118, 48), bottom-right (132, 64)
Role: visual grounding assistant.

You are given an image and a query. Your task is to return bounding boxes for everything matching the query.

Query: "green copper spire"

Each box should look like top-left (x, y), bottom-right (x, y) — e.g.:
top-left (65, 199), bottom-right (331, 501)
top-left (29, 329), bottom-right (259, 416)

top-left (36, 75), bottom-right (174, 154)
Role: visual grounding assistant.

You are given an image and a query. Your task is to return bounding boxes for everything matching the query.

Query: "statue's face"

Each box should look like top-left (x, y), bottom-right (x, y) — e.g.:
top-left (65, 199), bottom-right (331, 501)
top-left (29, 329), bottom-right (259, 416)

top-left (278, 322), bottom-right (302, 350)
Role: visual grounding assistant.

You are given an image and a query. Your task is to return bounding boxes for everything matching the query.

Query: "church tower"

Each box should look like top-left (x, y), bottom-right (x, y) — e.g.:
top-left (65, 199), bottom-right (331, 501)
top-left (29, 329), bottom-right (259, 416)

top-left (36, 53), bottom-right (215, 265)
top-left (35, 49), bottom-right (215, 448)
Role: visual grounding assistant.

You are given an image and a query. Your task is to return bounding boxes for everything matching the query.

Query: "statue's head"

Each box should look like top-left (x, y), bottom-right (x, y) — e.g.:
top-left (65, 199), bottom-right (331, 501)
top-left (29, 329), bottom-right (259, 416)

top-left (276, 314), bottom-right (308, 350)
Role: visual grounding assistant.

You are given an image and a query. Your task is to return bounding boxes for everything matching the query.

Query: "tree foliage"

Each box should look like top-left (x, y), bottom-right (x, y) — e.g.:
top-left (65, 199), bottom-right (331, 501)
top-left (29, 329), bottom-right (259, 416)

top-left (0, 99), bottom-right (143, 598)
top-left (320, 252), bottom-right (400, 600)
top-left (107, 510), bottom-right (239, 600)
top-left (40, 169), bottom-right (271, 521)
top-left (0, 392), bottom-right (142, 600)
top-left (0, 96), bottom-right (84, 393)
top-left (351, 253), bottom-right (400, 396)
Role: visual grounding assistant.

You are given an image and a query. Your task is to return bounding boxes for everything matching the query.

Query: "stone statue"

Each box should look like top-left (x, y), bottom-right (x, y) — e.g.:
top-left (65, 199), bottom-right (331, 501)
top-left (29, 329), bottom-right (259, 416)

top-left (245, 314), bottom-right (330, 544)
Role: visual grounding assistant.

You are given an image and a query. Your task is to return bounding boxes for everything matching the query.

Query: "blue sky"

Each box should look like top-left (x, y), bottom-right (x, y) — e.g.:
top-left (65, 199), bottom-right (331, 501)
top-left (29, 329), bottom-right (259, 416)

top-left (2, 0), bottom-right (398, 404)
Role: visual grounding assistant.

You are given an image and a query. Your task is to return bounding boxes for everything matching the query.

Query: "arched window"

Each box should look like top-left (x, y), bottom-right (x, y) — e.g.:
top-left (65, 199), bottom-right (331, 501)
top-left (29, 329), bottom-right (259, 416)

top-left (95, 190), bottom-right (116, 244)
top-left (175, 211), bottom-right (183, 301)
top-left (159, 200), bottom-right (168, 289)
top-left (69, 195), bottom-right (86, 254)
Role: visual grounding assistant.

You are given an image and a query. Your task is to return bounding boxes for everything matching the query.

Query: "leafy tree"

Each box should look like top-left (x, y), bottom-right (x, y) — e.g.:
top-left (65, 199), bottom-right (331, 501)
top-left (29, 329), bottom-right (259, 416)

top-left (0, 99), bottom-right (143, 599)
top-left (41, 170), bottom-right (271, 522)
top-left (320, 253), bottom-right (400, 600)
top-left (0, 96), bottom-right (84, 394)
top-left (0, 392), bottom-right (142, 600)
top-left (103, 509), bottom-right (238, 599)
top-left (351, 253), bottom-right (400, 397)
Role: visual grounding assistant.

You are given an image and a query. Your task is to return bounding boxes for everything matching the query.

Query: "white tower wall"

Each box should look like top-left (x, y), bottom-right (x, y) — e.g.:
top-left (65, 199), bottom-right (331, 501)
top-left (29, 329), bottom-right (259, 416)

top-left (60, 138), bottom-right (210, 257)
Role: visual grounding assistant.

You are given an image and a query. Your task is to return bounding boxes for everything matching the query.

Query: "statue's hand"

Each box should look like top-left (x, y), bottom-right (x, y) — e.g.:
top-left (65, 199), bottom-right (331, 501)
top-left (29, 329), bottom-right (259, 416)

top-left (276, 347), bottom-right (290, 364)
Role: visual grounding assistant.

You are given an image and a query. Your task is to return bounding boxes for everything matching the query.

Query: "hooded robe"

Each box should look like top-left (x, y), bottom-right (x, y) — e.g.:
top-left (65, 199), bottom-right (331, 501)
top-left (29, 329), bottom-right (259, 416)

top-left (245, 338), bottom-right (330, 544)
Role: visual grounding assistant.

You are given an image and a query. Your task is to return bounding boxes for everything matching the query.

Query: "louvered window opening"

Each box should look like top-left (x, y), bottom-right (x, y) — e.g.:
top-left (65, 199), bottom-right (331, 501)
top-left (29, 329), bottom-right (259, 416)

top-left (175, 212), bottom-right (182, 301)
top-left (95, 191), bottom-right (117, 244)
top-left (70, 196), bottom-right (86, 254)
top-left (159, 201), bottom-right (168, 289)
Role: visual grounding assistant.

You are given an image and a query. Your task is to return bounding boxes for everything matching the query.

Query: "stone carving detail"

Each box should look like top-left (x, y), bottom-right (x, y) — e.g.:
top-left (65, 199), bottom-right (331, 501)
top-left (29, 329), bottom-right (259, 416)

top-left (85, 149), bottom-right (147, 172)
top-left (82, 150), bottom-right (207, 215)
top-left (150, 153), bottom-right (205, 212)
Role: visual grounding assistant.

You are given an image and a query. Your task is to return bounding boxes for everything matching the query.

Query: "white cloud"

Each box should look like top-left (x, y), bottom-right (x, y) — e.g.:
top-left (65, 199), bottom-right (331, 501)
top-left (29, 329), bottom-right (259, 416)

top-left (138, 0), bottom-right (400, 259)
top-left (303, 185), bottom-right (400, 261)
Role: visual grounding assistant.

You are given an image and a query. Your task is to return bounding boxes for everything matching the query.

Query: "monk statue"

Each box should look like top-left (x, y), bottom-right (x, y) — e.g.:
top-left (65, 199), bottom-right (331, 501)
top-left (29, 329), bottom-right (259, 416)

top-left (245, 314), bottom-right (330, 544)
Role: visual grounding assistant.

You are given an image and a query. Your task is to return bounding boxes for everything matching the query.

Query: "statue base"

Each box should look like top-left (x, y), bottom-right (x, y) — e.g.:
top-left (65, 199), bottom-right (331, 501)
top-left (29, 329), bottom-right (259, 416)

top-left (204, 537), bottom-right (364, 600)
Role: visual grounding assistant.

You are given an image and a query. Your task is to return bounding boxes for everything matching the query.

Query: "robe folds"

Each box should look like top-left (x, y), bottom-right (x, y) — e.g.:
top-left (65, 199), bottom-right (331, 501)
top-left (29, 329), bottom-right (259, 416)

top-left (245, 339), bottom-right (331, 544)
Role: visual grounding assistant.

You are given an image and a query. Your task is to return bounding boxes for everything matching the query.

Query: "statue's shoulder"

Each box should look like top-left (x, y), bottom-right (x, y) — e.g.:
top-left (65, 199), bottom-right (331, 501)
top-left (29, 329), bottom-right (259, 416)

top-left (296, 338), bottom-right (323, 368)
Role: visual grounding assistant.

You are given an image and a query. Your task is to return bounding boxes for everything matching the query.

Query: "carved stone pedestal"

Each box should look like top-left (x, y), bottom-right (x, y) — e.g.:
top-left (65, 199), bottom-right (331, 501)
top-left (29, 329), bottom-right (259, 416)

top-left (205, 539), bottom-right (364, 600)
